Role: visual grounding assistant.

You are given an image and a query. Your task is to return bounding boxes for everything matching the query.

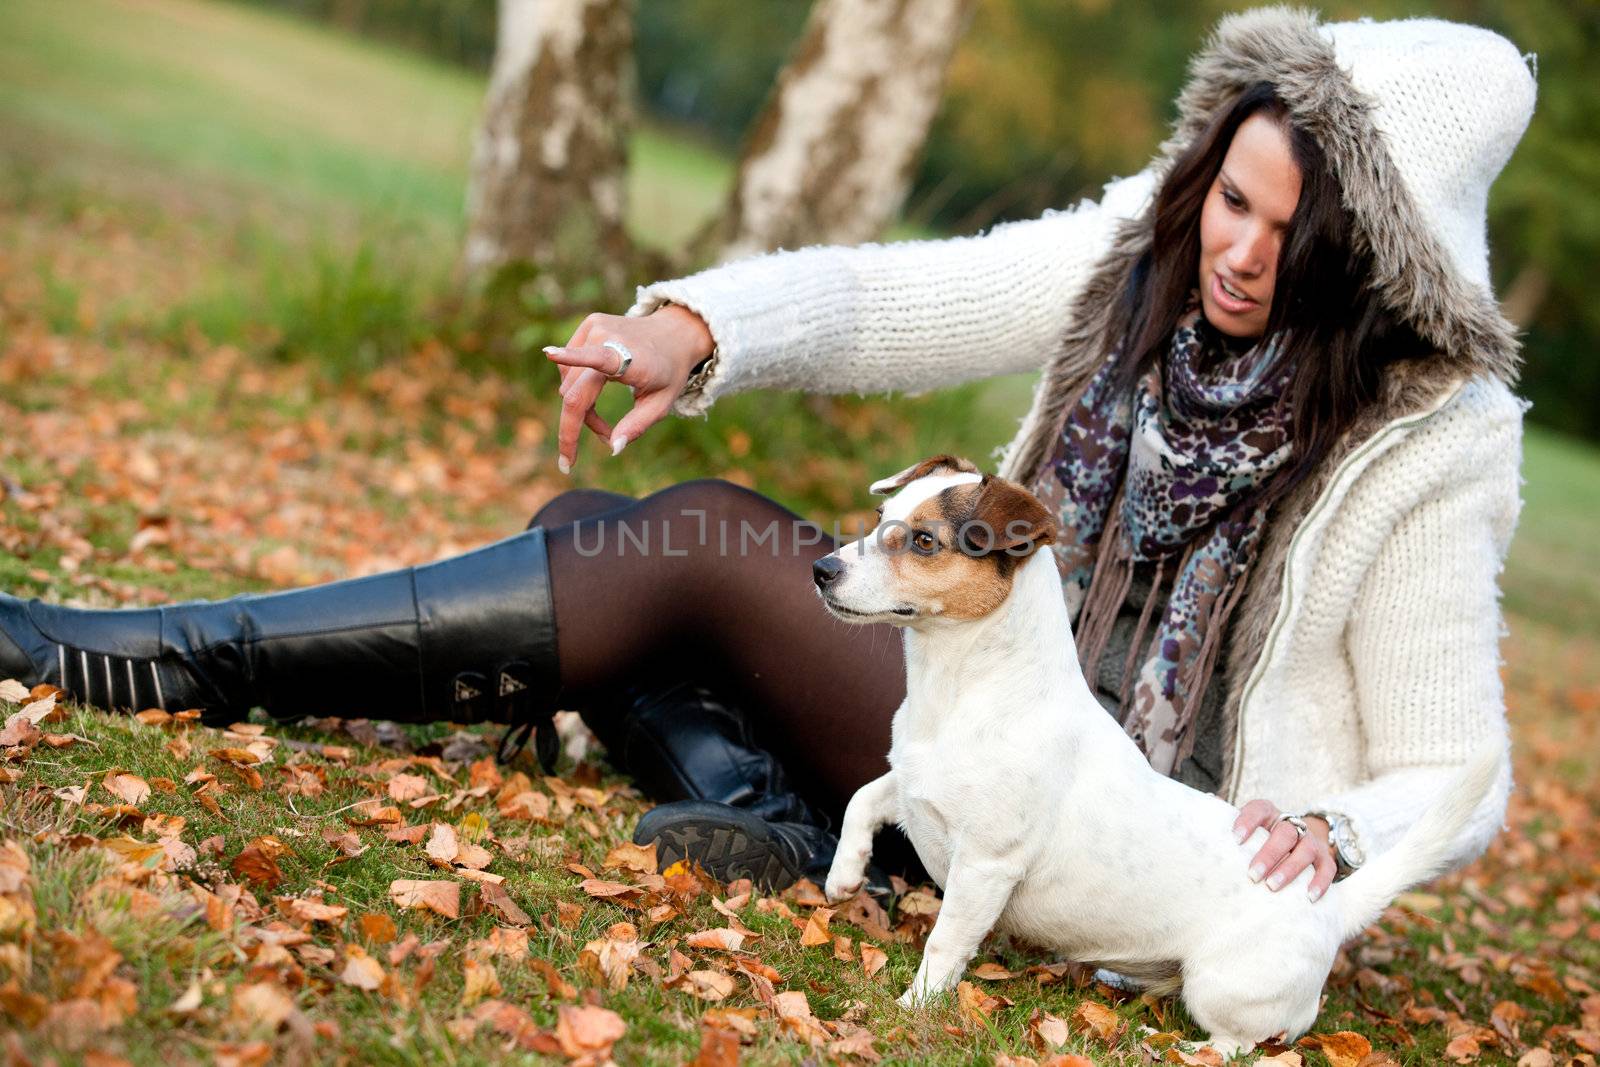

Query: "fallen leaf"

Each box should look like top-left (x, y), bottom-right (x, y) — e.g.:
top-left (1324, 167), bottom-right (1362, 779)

top-left (232, 981), bottom-right (295, 1030)
top-left (388, 773), bottom-right (429, 802)
top-left (800, 907), bottom-right (834, 947)
top-left (425, 823), bottom-right (459, 865)
top-left (687, 927), bottom-right (746, 953)
top-left (169, 981), bottom-right (203, 1016)
top-left (285, 898), bottom-right (347, 925)
top-left (100, 835), bottom-right (166, 867)
top-left (604, 840), bottom-right (658, 877)
top-left (1071, 1001), bottom-right (1123, 1044)
top-left (973, 961), bottom-right (1016, 980)
top-left (359, 913), bottom-right (397, 944)
top-left (579, 922), bottom-right (643, 992)
top-left (461, 958), bottom-right (502, 1007)
top-left (772, 989), bottom-right (828, 1046)
top-left (102, 772), bottom-right (150, 805)
top-left (692, 1023), bottom-right (742, 1067)
top-left (1031, 1010), bottom-right (1069, 1050)
top-left (554, 1003), bottom-right (626, 1060)
top-left (580, 878), bottom-right (642, 901)
top-left (478, 881), bottom-right (531, 926)
top-left (1298, 1031), bottom-right (1372, 1067)
top-left (957, 980), bottom-right (999, 1024)
top-left (531, 957), bottom-right (577, 1000)
top-left (231, 845), bottom-right (284, 889)
top-left (389, 879), bottom-right (460, 919)
top-left (861, 943), bottom-right (888, 978)
top-left (682, 970), bottom-right (735, 1002)
top-left (339, 946), bottom-right (385, 990)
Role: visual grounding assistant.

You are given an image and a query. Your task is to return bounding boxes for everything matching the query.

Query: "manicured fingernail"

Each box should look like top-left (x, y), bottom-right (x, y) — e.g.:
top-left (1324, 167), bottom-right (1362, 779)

top-left (1267, 873), bottom-right (1284, 890)
top-left (1249, 864), bottom-right (1265, 882)
top-left (543, 346), bottom-right (563, 355)
top-left (1233, 827), bottom-right (1246, 844)
top-left (611, 434), bottom-right (629, 457)
top-left (1309, 886), bottom-right (1323, 902)
top-left (557, 456), bottom-right (571, 475)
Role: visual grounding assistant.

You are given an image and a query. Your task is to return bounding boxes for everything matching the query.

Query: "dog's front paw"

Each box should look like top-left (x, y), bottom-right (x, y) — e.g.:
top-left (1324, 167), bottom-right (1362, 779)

top-left (824, 869), bottom-right (864, 904)
top-left (897, 983), bottom-right (936, 1010)
top-left (824, 854), bottom-right (866, 903)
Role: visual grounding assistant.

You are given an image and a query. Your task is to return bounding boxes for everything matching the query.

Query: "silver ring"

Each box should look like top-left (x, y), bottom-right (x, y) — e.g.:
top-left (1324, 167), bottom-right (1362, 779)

top-left (1274, 813), bottom-right (1310, 840)
top-left (601, 339), bottom-right (633, 380)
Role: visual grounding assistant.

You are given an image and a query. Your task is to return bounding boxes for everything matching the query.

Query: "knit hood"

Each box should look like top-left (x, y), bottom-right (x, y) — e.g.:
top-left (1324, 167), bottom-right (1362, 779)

top-left (999, 6), bottom-right (1536, 489)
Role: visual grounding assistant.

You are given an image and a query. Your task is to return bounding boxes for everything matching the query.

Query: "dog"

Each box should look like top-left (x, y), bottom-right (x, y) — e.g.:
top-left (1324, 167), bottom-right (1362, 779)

top-left (811, 454), bottom-right (1501, 1056)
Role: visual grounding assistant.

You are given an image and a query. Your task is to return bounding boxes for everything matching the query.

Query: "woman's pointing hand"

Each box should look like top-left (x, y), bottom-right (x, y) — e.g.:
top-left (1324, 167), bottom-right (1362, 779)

top-left (544, 305), bottom-right (714, 474)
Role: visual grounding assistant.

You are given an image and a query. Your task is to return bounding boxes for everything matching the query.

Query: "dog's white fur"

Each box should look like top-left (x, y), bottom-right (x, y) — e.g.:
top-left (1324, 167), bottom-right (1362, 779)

top-left (817, 463), bottom-right (1501, 1056)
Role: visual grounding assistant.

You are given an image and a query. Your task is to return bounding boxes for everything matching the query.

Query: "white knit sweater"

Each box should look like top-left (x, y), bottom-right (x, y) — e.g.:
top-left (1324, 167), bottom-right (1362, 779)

top-left (631, 172), bottom-right (1524, 876)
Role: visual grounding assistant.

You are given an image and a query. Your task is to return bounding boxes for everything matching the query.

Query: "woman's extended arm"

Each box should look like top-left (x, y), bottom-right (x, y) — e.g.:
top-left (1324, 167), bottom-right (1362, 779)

top-left (545, 173), bottom-right (1155, 467)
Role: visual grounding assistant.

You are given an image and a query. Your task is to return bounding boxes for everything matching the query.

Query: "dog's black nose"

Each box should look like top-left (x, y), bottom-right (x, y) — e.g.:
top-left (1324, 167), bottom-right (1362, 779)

top-left (812, 555), bottom-right (843, 589)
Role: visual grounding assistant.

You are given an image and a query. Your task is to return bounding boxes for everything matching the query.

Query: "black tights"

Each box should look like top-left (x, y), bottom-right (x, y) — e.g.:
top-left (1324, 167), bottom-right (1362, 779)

top-left (529, 481), bottom-right (907, 820)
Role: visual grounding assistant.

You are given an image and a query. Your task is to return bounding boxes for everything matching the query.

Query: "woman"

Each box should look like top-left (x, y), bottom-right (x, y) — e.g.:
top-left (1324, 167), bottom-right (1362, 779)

top-left (0, 11), bottom-right (1534, 904)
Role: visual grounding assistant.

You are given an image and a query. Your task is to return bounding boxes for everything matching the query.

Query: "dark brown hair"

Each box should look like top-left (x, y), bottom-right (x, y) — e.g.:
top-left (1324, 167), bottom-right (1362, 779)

top-left (1109, 82), bottom-right (1432, 509)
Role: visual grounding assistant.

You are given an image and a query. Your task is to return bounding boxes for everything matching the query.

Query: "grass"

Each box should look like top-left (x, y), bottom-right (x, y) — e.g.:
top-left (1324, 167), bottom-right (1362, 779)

top-left (1, 0), bottom-right (1598, 1063)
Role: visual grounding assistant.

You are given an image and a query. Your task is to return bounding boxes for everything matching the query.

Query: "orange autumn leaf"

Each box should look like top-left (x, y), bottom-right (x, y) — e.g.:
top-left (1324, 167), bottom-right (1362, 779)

top-left (359, 913), bottom-right (397, 944)
top-left (389, 879), bottom-right (459, 919)
top-left (972, 961), bottom-right (1016, 980)
top-left (1030, 1010), bottom-right (1070, 1050)
top-left (681, 970), bottom-right (736, 1002)
top-left (102, 772), bottom-right (150, 805)
top-left (1298, 1031), bottom-right (1372, 1067)
top-left (1071, 1001), bottom-right (1123, 1044)
top-left (460, 958), bottom-right (502, 1007)
top-left (554, 1004), bottom-right (626, 1060)
top-left (692, 1023), bottom-right (742, 1067)
top-left (424, 822), bottom-right (459, 865)
top-left (231, 845), bottom-right (284, 889)
top-left (579, 922), bottom-right (643, 992)
top-left (603, 840), bottom-right (658, 877)
top-left (957, 980), bottom-right (999, 1024)
top-left (580, 878), bottom-right (641, 900)
top-left (799, 907), bottom-right (834, 947)
top-left (478, 881), bottom-right (531, 926)
top-left (861, 943), bottom-right (888, 978)
top-left (686, 927), bottom-right (746, 953)
top-left (339, 945), bottom-right (386, 991)
top-left (388, 773), bottom-right (429, 802)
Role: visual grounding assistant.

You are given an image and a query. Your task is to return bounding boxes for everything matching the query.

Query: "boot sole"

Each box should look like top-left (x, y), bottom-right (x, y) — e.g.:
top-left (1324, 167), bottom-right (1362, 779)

top-left (636, 811), bottom-right (805, 891)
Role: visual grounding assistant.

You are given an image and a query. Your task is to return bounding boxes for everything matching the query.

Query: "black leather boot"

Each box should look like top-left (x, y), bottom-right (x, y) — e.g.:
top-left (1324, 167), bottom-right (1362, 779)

top-left (0, 528), bottom-right (565, 767)
top-left (589, 680), bottom-right (878, 892)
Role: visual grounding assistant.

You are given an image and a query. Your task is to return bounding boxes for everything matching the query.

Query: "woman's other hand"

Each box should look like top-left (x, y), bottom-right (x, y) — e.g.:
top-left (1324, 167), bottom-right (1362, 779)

top-left (1232, 799), bottom-right (1336, 902)
top-left (543, 305), bottom-right (714, 473)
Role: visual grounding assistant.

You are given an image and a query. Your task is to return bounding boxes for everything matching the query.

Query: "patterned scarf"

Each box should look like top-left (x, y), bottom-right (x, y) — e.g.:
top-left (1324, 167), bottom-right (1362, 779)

top-left (1032, 301), bottom-right (1294, 775)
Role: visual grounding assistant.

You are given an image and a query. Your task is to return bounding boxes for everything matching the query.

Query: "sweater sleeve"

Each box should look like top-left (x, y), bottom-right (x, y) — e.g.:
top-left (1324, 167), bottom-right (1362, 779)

top-left (1320, 391), bottom-right (1528, 874)
top-left (630, 172), bottom-right (1156, 418)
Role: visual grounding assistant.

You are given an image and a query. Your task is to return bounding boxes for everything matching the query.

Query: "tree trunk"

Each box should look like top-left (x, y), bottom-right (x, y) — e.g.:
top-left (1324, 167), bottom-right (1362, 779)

top-left (702, 0), bottom-right (975, 263)
top-left (464, 0), bottom-right (634, 291)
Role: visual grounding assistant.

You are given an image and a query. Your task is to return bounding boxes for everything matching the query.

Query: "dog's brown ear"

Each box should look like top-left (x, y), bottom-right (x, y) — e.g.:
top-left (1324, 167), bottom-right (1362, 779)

top-left (868, 454), bottom-right (981, 496)
top-left (958, 475), bottom-right (1057, 556)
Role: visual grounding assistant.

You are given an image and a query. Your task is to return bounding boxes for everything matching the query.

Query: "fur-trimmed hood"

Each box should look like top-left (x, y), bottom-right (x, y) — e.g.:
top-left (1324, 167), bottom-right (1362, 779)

top-left (995, 6), bottom-right (1536, 792)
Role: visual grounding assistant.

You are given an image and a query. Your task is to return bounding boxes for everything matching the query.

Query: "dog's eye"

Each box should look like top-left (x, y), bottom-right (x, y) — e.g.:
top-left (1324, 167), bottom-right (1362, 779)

top-left (911, 530), bottom-right (938, 554)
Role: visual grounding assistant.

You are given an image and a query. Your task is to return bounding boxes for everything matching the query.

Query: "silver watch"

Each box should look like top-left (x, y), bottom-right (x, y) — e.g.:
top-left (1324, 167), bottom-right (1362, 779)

top-left (1308, 810), bottom-right (1365, 880)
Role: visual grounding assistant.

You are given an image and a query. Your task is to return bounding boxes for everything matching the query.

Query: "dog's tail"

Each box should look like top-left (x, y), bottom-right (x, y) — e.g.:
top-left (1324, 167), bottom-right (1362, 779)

top-left (1332, 742), bottom-right (1505, 942)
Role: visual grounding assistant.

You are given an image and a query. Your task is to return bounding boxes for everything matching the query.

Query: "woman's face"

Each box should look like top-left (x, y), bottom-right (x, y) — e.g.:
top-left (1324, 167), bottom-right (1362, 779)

top-left (1197, 112), bottom-right (1303, 339)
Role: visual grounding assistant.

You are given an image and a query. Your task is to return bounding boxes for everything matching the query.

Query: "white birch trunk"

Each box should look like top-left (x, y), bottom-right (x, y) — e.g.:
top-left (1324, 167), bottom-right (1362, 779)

top-left (706, 0), bottom-right (974, 263)
top-left (464, 0), bottom-right (634, 288)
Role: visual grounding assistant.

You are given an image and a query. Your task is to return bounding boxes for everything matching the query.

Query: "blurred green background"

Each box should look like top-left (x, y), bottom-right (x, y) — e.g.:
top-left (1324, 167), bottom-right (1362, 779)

top-left (0, 0), bottom-right (1595, 639)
